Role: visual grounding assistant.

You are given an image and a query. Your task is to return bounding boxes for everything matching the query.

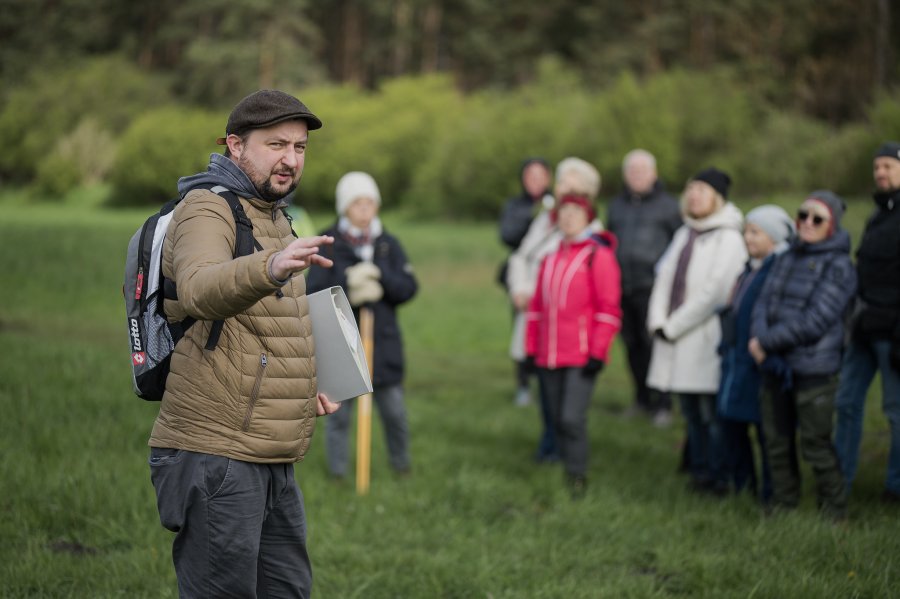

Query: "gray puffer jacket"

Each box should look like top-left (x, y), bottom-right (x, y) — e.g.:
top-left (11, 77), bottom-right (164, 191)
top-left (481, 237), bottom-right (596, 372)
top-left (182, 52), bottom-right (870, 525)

top-left (751, 229), bottom-right (857, 377)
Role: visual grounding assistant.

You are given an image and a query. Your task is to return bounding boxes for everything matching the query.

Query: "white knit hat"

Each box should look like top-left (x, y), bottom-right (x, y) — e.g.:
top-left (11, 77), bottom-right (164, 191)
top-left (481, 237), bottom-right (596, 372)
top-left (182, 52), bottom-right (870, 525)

top-left (335, 171), bottom-right (382, 215)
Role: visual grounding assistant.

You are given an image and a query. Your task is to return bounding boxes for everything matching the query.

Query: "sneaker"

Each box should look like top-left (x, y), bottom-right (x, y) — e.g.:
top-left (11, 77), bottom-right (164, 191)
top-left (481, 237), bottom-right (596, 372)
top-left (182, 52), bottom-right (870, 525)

top-left (881, 489), bottom-right (900, 505)
top-left (534, 451), bottom-right (561, 464)
top-left (514, 388), bottom-right (532, 407)
top-left (622, 404), bottom-right (648, 419)
top-left (652, 409), bottom-right (673, 428)
top-left (566, 474), bottom-right (587, 500)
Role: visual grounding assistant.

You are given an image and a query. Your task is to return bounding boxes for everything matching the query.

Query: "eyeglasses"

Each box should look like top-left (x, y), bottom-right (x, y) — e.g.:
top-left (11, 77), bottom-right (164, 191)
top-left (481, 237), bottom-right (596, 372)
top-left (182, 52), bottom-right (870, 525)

top-left (797, 209), bottom-right (828, 227)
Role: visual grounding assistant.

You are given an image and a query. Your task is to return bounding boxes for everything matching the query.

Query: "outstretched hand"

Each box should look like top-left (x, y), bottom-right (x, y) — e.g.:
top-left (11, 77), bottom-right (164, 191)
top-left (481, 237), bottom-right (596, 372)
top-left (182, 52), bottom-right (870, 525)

top-left (270, 235), bottom-right (334, 281)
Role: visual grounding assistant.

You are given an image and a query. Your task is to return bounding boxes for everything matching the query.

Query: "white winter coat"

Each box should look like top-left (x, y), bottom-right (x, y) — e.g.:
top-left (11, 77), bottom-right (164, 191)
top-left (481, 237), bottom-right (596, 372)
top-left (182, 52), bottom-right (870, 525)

top-left (646, 202), bottom-right (747, 394)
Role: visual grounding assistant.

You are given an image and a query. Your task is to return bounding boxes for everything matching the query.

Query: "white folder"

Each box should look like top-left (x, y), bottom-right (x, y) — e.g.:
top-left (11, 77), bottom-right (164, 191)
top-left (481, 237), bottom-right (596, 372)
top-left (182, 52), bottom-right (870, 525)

top-left (307, 286), bottom-right (373, 402)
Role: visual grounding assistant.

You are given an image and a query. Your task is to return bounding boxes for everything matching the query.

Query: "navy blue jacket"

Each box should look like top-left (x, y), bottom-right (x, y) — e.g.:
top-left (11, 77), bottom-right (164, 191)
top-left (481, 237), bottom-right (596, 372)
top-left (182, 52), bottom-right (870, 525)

top-left (751, 230), bottom-right (857, 377)
top-left (306, 224), bottom-right (418, 387)
top-left (717, 256), bottom-right (776, 422)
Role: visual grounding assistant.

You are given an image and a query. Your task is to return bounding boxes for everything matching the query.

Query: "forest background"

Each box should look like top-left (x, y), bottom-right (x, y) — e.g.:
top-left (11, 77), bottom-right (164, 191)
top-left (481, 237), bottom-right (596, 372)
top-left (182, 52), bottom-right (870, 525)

top-left (2, 0), bottom-right (900, 216)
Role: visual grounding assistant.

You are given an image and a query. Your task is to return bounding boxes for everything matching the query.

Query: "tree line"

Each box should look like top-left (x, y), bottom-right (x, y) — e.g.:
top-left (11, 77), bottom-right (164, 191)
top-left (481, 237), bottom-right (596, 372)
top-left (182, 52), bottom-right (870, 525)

top-left (1, 1), bottom-right (899, 216)
top-left (2, 0), bottom-right (897, 122)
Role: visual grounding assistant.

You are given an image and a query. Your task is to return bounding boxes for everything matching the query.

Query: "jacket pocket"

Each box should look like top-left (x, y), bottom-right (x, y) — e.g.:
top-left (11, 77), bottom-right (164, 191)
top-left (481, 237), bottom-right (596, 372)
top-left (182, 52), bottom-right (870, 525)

top-left (242, 353), bottom-right (268, 431)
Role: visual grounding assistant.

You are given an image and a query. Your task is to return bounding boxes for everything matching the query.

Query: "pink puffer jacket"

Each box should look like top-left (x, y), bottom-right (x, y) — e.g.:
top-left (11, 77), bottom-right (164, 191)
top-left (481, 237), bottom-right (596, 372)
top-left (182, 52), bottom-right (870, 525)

top-left (525, 232), bottom-right (622, 369)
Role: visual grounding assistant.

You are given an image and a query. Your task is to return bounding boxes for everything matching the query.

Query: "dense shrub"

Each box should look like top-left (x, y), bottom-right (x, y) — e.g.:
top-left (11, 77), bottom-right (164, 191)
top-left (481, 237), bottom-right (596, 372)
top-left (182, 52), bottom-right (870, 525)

top-left (5, 58), bottom-right (897, 217)
top-left (34, 118), bottom-right (117, 197)
top-left (296, 75), bottom-right (462, 214)
top-left (107, 107), bottom-right (222, 205)
top-left (408, 64), bottom-right (762, 218)
top-left (0, 55), bottom-right (170, 183)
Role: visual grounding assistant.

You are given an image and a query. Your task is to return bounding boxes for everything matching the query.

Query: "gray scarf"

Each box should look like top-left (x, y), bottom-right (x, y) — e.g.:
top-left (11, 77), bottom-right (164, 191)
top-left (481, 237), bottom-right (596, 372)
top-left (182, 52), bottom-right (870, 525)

top-left (177, 153), bottom-right (262, 200)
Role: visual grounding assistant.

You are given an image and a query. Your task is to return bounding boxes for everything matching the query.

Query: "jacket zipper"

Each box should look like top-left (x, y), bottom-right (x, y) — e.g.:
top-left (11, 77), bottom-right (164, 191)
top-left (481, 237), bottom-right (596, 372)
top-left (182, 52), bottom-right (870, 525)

top-left (242, 353), bottom-right (268, 431)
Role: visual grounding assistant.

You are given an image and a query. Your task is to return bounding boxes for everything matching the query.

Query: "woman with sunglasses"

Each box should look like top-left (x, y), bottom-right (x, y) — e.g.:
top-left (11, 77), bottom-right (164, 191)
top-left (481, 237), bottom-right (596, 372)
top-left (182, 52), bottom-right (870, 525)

top-left (749, 190), bottom-right (857, 520)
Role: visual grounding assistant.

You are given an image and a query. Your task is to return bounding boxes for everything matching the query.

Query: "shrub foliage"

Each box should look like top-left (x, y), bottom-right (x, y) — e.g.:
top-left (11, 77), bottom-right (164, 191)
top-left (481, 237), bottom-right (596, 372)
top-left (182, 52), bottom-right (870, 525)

top-left (4, 57), bottom-right (900, 214)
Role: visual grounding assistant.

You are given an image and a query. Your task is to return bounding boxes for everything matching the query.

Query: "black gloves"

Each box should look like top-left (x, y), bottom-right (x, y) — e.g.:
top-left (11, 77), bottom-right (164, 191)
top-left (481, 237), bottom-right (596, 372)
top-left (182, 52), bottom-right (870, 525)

top-left (523, 355), bottom-right (536, 371)
top-left (582, 357), bottom-right (605, 377)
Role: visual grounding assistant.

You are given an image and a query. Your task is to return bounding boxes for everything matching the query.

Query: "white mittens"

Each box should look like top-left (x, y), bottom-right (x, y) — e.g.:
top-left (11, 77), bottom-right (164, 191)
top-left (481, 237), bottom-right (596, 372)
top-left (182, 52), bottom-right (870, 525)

top-left (345, 262), bottom-right (383, 306)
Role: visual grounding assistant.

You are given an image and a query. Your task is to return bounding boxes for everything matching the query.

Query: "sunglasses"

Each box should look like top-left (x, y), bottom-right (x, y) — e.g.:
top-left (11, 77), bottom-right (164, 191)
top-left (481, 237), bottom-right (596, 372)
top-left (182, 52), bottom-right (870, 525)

top-left (797, 209), bottom-right (828, 227)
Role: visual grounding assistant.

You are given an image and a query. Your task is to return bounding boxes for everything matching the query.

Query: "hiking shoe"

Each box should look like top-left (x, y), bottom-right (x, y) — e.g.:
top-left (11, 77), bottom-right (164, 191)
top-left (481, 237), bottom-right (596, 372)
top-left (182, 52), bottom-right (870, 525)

top-left (566, 474), bottom-right (587, 500)
top-left (534, 451), bottom-right (561, 464)
top-left (881, 489), bottom-right (900, 505)
top-left (622, 404), bottom-right (649, 419)
top-left (653, 409), bottom-right (673, 428)
top-left (514, 388), bottom-right (532, 407)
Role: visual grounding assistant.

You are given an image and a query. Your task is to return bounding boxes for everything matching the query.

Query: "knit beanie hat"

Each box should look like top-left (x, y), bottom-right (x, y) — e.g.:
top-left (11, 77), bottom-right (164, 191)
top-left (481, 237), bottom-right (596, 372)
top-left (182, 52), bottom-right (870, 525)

top-left (335, 172), bottom-right (382, 215)
top-left (691, 167), bottom-right (731, 199)
top-left (805, 189), bottom-right (845, 230)
top-left (874, 141), bottom-right (900, 162)
top-left (554, 194), bottom-right (596, 222)
top-left (746, 205), bottom-right (795, 245)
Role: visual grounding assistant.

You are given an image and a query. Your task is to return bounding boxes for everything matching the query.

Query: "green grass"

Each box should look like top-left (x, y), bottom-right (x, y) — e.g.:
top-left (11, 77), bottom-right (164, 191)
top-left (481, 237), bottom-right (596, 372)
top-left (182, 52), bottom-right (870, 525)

top-left (1, 199), bottom-right (898, 598)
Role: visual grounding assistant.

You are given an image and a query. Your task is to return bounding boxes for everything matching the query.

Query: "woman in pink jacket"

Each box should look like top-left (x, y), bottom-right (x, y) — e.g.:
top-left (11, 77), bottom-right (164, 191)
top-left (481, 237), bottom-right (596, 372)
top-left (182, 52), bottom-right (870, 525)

top-left (525, 194), bottom-right (622, 497)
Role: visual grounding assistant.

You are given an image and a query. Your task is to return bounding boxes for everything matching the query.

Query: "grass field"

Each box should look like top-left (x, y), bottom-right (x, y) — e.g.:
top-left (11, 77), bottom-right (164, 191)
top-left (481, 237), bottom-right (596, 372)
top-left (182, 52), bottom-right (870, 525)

top-left (1, 197), bottom-right (899, 598)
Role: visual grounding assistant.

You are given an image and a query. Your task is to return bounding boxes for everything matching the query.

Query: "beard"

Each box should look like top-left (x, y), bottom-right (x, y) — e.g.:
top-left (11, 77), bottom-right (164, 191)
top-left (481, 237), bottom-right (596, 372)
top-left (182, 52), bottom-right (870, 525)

top-left (238, 155), bottom-right (300, 202)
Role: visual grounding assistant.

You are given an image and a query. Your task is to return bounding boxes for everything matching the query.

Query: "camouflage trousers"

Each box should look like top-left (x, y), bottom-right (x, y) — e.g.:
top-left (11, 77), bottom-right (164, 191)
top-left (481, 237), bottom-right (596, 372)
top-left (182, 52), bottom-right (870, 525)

top-left (760, 374), bottom-right (846, 518)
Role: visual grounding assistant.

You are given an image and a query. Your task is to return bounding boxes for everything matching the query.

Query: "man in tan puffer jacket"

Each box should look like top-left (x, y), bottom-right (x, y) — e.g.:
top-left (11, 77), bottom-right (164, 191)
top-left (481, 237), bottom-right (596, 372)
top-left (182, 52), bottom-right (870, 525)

top-left (147, 90), bottom-right (340, 599)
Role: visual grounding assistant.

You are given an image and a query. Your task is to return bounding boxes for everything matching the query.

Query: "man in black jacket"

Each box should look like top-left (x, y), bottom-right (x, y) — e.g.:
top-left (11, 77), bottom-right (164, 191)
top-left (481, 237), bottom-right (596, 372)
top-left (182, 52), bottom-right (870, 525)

top-left (607, 149), bottom-right (682, 425)
top-left (835, 141), bottom-right (900, 504)
top-left (498, 158), bottom-right (553, 406)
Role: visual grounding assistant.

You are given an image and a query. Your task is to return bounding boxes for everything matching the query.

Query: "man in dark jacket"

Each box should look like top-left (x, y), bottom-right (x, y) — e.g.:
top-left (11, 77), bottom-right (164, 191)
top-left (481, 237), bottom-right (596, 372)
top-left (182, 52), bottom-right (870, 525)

top-left (750, 190), bottom-right (856, 519)
top-left (307, 171), bottom-right (418, 480)
top-left (835, 141), bottom-right (900, 504)
top-left (606, 149), bottom-right (682, 425)
top-left (498, 158), bottom-right (553, 406)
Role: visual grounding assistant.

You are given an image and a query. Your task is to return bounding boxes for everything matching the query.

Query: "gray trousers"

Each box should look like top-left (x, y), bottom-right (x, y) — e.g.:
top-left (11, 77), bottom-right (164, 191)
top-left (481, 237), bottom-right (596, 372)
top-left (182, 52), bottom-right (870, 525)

top-left (149, 448), bottom-right (312, 598)
top-left (539, 367), bottom-right (598, 477)
top-left (326, 383), bottom-right (410, 477)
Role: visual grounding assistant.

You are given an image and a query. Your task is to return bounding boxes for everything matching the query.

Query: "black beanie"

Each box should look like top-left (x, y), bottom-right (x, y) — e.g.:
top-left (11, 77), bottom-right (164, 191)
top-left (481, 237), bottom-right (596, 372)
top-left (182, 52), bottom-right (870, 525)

top-left (874, 141), bottom-right (900, 161)
top-left (691, 167), bottom-right (731, 199)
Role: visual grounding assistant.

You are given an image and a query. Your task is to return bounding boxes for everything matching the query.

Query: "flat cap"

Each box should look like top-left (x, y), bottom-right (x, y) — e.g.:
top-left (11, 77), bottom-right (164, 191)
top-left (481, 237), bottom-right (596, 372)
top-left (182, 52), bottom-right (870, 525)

top-left (216, 89), bottom-right (322, 144)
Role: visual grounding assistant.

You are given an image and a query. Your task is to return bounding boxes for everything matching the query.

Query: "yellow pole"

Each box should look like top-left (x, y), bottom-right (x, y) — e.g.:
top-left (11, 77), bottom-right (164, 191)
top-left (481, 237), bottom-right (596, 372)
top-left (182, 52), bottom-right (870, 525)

top-left (356, 307), bottom-right (375, 495)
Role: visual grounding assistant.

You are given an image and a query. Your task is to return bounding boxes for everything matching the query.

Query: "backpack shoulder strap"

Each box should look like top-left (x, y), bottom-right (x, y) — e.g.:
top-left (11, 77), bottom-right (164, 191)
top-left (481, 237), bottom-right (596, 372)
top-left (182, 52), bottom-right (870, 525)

top-left (203, 186), bottom-right (262, 350)
top-left (281, 207), bottom-right (300, 239)
top-left (210, 186), bottom-right (259, 256)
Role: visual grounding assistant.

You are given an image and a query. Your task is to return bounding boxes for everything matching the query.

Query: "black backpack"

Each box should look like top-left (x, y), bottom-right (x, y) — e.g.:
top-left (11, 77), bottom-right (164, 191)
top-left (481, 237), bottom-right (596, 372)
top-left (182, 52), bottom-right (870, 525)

top-left (123, 186), bottom-right (258, 401)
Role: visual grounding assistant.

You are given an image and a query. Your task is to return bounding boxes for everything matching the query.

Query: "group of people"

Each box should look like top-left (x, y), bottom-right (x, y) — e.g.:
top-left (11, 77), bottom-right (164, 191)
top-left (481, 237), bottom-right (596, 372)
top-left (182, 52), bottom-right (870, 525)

top-left (141, 85), bottom-right (898, 596)
top-left (499, 145), bottom-right (900, 516)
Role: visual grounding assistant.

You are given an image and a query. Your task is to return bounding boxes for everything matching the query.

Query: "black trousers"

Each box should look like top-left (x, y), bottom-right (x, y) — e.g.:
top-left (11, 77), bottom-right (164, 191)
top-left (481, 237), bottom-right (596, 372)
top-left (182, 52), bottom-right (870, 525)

top-left (620, 290), bottom-right (670, 410)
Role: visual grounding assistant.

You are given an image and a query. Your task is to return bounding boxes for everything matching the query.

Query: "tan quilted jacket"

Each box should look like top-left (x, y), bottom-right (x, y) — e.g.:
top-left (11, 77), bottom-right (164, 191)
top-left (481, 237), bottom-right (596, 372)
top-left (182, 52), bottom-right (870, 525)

top-left (148, 188), bottom-right (317, 463)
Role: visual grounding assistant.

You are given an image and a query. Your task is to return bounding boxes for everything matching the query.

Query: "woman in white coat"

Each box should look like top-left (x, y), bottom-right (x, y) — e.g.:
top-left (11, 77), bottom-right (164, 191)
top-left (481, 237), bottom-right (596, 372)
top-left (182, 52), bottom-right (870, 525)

top-left (646, 168), bottom-right (747, 493)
